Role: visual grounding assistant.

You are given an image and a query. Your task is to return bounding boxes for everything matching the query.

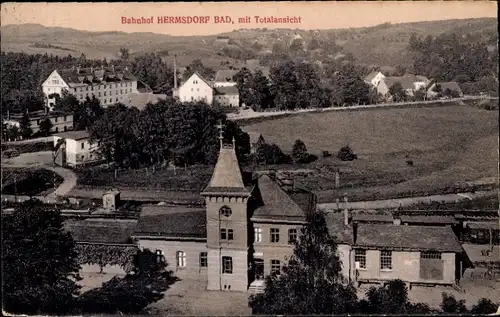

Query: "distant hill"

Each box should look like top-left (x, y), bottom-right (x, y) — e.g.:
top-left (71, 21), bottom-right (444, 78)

top-left (1, 18), bottom-right (497, 69)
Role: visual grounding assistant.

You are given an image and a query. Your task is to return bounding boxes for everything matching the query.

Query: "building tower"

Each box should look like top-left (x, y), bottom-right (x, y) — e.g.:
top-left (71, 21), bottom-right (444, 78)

top-left (201, 123), bottom-right (252, 292)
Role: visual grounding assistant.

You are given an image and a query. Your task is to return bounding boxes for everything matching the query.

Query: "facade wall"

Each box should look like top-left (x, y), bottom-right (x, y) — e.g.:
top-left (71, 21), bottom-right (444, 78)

top-left (207, 249), bottom-right (248, 291)
top-left (42, 70), bottom-right (139, 109)
top-left (370, 73), bottom-right (385, 88)
top-left (54, 136), bottom-right (103, 166)
top-left (377, 81), bottom-right (390, 96)
top-left (137, 239), bottom-right (209, 280)
top-left (179, 74), bottom-right (213, 105)
top-left (337, 244), bottom-right (352, 281)
top-left (355, 249), bottom-right (456, 284)
top-left (31, 114), bottom-right (73, 134)
top-left (214, 94), bottom-right (239, 107)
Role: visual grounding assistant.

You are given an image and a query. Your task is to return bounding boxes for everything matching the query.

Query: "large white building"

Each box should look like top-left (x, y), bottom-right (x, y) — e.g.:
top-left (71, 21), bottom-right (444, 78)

top-left (174, 70), bottom-right (240, 107)
top-left (42, 66), bottom-right (139, 110)
top-left (53, 130), bottom-right (104, 167)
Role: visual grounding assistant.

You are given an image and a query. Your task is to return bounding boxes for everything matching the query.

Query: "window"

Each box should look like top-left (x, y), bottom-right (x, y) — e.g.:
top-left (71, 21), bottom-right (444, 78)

top-left (81, 142), bottom-right (85, 149)
top-left (155, 250), bottom-right (165, 263)
top-left (54, 117), bottom-right (58, 123)
top-left (222, 256), bottom-right (233, 274)
top-left (271, 260), bottom-right (281, 275)
top-left (254, 227), bottom-right (262, 242)
top-left (380, 251), bottom-right (392, 270)
top-left (421, 251), bottom-right (441, 260)
top-left (221, 228), bottom-right (233, 240)
top-left (64, 116), bottom-right (67, 121)
top-left (288, 228), bottom-right (297, 244)
top-left (176, 251), bottom-right (186, 268)
top-left (354, 249), bottom-right (366, 269)
top-left (200, 252), bottom-right (208, 267)
top-left (270, 228), bottom-right (280, 243)
top-left (104, 91), bottom-right (107, 96)
top-left (220, 206), bottom-right (232, 217)
top-left (36, 119), bottom-right (40, 125)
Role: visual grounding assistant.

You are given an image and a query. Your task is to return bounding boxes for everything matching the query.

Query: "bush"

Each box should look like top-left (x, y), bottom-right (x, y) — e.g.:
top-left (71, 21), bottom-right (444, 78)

top-left (337, 145), bottom-right (357, 161)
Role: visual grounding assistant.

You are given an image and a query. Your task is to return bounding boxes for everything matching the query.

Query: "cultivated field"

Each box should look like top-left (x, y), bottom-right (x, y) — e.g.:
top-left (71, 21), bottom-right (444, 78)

top-left (242, 105), bottom-right (499, 202)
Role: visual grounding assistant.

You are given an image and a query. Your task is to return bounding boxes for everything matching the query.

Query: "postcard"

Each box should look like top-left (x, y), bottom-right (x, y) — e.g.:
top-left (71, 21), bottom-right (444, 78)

top-left (1, 1), bottom-right (498, 316)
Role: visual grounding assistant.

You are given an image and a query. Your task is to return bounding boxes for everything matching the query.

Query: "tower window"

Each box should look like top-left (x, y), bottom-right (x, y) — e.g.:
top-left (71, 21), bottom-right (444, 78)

top-left (228, 229), bottom-right (234, 240)
top-left (220, 206), bottom-right (232, 217)
top-left (220, 228), bottom-right (227, 240)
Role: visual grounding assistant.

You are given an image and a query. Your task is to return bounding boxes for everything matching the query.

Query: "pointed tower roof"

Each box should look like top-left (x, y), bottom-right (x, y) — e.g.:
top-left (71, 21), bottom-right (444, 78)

top-left (202, 143), bottom-right (249, 195)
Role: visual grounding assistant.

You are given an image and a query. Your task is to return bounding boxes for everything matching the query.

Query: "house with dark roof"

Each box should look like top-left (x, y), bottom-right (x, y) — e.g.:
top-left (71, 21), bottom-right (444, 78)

top-left (214, 86), bottom-right (239, 107)
top-left (42, 66), bottom-right (140, 110)
top-left (131, 137), bottom-right (317, 292)
top-left (377, 74), bottom-right (430, 99)
top-left (326, 209), bottom-right (466, 288)
top-left (5, 110), bottom-right (73, 135)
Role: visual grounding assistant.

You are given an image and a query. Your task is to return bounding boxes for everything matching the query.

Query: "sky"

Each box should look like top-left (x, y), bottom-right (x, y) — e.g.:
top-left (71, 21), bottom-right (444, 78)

top-left (1, 2), bottom-right (497, 36)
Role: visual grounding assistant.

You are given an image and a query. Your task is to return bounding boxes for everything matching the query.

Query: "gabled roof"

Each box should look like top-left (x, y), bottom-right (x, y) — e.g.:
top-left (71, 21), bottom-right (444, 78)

top-left (381, 74), bottom-right (429, 90)
top-left (214, 69), bottom-right (238, 83)
top-left (431, 82), bottom-right (463, 94)
top-left (364, 71), bottom-right (383, 82)
top-left (133, 205), bottom-right (206, 238)
top-left (55, 67), bottom-right (137, 85)
top-left (183, 71), bottom-right (213, 88)
top-left (355, 224), bottom-right (463, 252)
top-left (64, 218), bottom-right (137, 244)
top-left (202, 144), bottom-right (249, 195)
top-left (214, 86), bottom-right (239, 95)
top-left (251, 175), bottom-right (309, 222)
top-left (127, 92), bottom-right (167, 111)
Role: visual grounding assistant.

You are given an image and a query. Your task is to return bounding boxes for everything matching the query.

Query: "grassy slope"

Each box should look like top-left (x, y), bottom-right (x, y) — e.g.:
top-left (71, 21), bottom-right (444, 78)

top-left (242, 105), bottom-right (498, 201)
top-left (1, 18), bottom-right (496, 68)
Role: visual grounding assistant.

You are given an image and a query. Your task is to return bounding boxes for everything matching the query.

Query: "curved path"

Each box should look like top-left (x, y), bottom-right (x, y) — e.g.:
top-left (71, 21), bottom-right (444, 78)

top-left (1, 151), bottom-right (78, 199)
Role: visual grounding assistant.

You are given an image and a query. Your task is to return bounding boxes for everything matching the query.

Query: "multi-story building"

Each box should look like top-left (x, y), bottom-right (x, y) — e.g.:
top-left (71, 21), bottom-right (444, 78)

top-left (5, 110), bottom-right (73, 135)
top-left (42, 66), bottom-right (139, 110)
top-left (174, 71), bottom-right (240, 108)
top-left (53, 130), bottom-right (104, 167)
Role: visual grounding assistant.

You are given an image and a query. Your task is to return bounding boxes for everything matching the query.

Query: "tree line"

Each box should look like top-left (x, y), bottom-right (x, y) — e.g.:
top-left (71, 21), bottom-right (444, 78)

top-left (2, 199), bottom-right (178, 315)
top-left (88, 98), bottom-right (250, 169)
top-left (409, 32), bottom-right (498, 96)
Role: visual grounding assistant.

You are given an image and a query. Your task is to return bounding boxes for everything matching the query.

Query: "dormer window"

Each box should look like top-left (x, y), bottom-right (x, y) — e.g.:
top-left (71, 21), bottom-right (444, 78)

top-left (220, 206), bottom-right (232, 217)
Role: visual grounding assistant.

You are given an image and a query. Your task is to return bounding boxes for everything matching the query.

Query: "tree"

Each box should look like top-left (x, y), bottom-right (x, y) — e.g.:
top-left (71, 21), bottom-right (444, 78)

top-left (389, 82), bottom-right (407, 102)
top-left (6, 125), bottom-right (20, 141)
top-left (440, 292), bottom-right (468, 314)
top-left (414, 87), bottom-right (426, 101)
top-left (119, 47), bottom-right (130, 62)
top-left (77, 249), bottom-right (179, 314)
top-left (471, 298), bottom-right (499, 315)
top-left (249, 210), bottom-right (358, 315)
top-left (39, 118), bottom-right (53, 136)
top-left (76, 96), bottom-right (104, 130)
top-left (292, 139), bottom-right (308, 163)
top-left (250, 70), bottom-right (273, 110)
top-left (2, 199), bottom-right (82, 315)
top-left (358, 280), bottom-right (432, 314)
top-left (182, 58), bottom-right (215, 81)
top-left (333, 64), bottom-right (371, 106)
top-left (19, 112), bottom-right (33, 139)
top-left (255, 143), bottom-right (290, 165)
top-left (337, 145), bottom-right (357, 161)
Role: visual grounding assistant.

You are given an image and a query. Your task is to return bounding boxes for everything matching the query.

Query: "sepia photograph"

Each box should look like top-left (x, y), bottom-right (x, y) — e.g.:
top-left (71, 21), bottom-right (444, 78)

top-left (1, 1), bottom-right (499, 315)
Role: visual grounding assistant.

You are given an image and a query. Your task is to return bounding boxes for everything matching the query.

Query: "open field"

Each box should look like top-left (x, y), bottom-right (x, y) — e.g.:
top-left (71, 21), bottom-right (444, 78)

top-left (242, 105), bottom-right (498, 202)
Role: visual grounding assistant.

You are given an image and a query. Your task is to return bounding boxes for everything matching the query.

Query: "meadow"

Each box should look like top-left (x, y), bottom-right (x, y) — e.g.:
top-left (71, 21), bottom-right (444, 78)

top-left (242, 104), bottom-right (499, 202)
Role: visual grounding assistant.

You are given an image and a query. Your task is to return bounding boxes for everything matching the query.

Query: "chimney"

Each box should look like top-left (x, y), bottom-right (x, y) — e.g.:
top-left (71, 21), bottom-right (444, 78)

top-left (112, 65), bottom-right (115, 72)
top-left (336, 198), bottom-right (340, 211)
top-left (91, 66), bottom-right (93, 73)
top-left (343, 195), bottom-right (349, 226)
top-left (173, 54), bottom-right (178, 89)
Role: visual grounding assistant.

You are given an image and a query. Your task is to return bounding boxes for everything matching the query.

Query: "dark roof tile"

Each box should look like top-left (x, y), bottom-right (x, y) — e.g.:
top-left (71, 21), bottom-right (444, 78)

top-left (64, 218), bottom-right (137, 244)
top-left (134, 205), bottom-right (206, 238)
top-left (355, 224), bottom-right (463, 252)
